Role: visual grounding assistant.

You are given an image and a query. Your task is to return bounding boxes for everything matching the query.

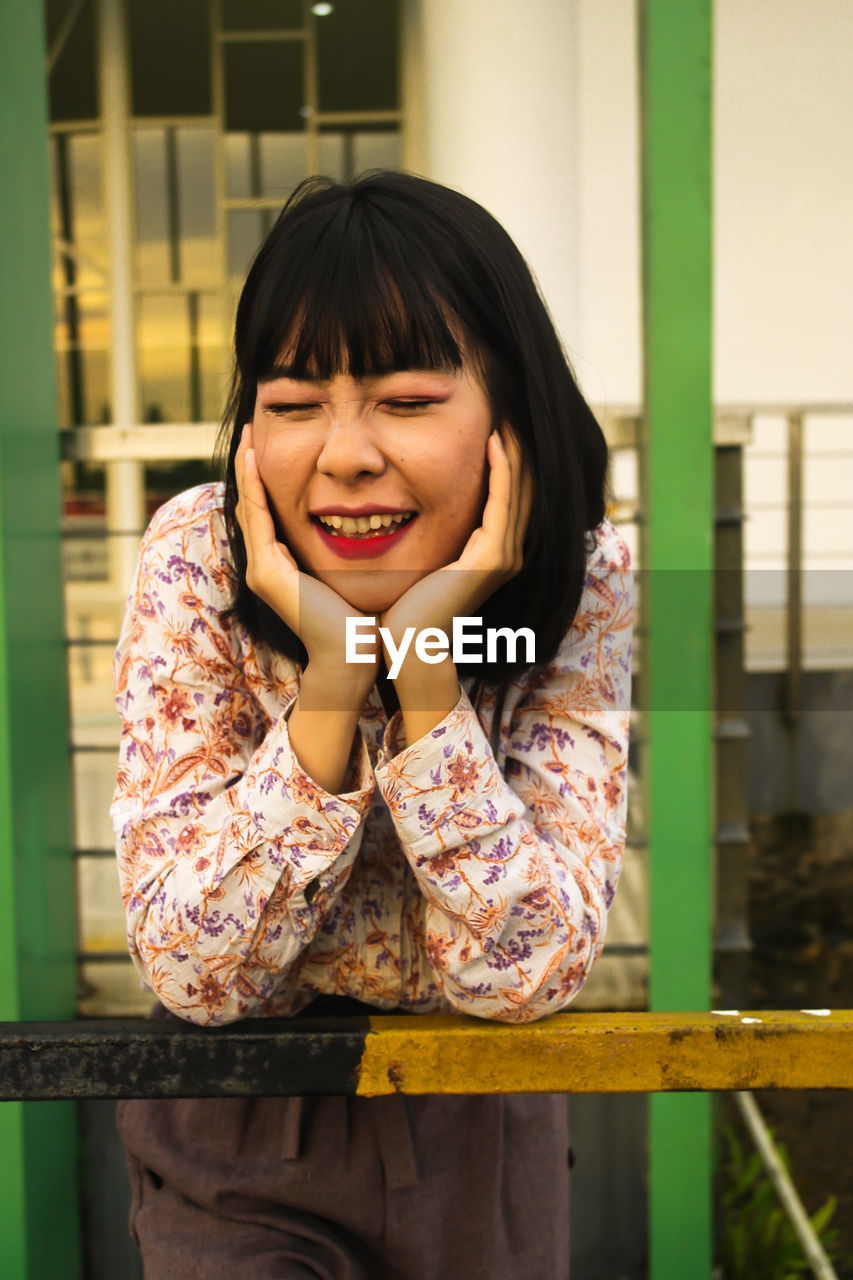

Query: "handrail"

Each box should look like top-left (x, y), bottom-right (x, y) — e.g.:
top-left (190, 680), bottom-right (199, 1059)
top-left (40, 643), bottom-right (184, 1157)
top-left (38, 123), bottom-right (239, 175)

top-left (2, 1010), bottom-right (851, 1101)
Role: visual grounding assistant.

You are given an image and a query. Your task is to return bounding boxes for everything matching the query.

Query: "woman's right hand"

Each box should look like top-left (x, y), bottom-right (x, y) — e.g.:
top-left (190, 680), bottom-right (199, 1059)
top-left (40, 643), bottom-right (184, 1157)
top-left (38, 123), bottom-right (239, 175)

top-left (235, 424), bottom-right (380, 704)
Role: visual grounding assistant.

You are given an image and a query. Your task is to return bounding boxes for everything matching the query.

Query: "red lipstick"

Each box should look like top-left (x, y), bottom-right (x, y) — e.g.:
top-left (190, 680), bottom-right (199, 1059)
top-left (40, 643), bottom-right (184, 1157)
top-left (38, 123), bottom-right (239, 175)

top-left (312, 515), bottom-right (418, 559)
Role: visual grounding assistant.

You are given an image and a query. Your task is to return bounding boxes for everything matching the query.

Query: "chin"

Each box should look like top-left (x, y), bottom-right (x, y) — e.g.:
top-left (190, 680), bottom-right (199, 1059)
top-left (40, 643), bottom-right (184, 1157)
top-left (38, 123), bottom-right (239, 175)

top-left (317, 568), bottom-right (422, 615)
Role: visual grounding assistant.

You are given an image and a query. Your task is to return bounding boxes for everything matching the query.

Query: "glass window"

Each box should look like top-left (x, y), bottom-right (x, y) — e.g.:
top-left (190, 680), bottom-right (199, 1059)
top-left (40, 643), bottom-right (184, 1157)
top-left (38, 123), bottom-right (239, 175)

top-left (317, 133), bottom-right (346, 180)
top-left (78, 854), bottom-right (127, 952)
top-left (316, 128), bottom-right (400, 183)
top-left (259, 133), bottom-right (308, 198)
top-left (227, 209), bottom-right (265, 282)
top-left (134, 127), bottom-right (219, 288)
top-left (225, 133), bottom-right (252, 200)
top-left (352, 130), bottom-right (400, 175)
top-left (197, 293), bottom-right (227, 422)
top-left (316, 0), bottom-right (399, 114)
top-left (222, 0), bottom-right (303, 32)
top-left (176, 129), bottom-right (218, 287)
top-left (133, 129), bottom-right (172, 287)
top-left (46, 0), bottom-right (97, 121)
top-left (129, 0), bottom-right (212, 117)
top-left (224, 40), bottom-right (305, 132)
top-left (78, 298), bottom-right (111, 425)
top-left (73, 750), bottom-right (117, 852)
top-left (138, 293), bottom-right (192, 423)
top-left (136, 289), bottom-right (223, 425)
top-left (54, 290), bottom-right (110, 429)
top-left (66, 134), bottom-right (107, 288)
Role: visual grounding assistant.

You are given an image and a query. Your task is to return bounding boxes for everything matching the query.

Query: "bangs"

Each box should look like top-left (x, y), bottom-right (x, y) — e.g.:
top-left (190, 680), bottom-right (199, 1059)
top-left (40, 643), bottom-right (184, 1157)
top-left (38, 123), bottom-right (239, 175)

top-left (243, 190), bottom-right (468, 383)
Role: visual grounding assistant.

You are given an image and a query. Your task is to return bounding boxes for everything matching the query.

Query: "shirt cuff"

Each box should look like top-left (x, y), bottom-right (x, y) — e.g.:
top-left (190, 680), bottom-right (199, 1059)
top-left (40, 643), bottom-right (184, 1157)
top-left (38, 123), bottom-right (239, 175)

top-left (239, 701), bottom-right (376, 860)
top-left (374, 687), bottom-right (523, 860)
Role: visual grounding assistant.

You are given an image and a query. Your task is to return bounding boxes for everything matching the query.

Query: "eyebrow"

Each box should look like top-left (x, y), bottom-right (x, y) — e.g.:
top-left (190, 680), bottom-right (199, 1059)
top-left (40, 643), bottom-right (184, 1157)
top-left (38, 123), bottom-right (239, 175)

top-left (258, 362), bottom-right (456, 386)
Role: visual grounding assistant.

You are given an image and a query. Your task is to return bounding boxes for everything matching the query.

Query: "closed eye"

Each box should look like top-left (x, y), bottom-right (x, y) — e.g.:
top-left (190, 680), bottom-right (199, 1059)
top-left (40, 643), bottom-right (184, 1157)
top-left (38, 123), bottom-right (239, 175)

top-left (265, 402), bottom-right (321, 416)
top-left (384, 399), bottom-right (437, 412)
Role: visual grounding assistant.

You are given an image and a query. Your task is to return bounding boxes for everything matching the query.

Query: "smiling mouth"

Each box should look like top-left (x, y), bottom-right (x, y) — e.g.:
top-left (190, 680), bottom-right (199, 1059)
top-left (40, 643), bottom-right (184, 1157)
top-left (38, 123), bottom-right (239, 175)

top-left (312, 512), bottom-right (416, 539)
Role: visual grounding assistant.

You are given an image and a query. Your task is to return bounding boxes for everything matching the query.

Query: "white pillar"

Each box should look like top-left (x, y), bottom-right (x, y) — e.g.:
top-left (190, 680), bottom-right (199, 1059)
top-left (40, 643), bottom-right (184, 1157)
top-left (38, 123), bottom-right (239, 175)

top-left (98, 0), bottom-right (145, 594)
top-left (403, 0), bottom-right (581, 354)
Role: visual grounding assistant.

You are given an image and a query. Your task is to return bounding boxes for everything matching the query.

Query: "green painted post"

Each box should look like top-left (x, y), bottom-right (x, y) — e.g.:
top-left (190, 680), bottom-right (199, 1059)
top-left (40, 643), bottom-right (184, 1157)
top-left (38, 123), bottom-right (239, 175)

top-left (0, 3), bottom-right (81, 1278)
top-left (639, 2), bottom-right (714, 1278)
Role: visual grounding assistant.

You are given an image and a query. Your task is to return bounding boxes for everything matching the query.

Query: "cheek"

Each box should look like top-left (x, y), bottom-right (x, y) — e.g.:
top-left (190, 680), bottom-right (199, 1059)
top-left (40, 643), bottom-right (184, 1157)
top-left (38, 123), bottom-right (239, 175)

top-left (253, 445), bottom-right (305, 538)
top-left (446, 450), bottom-right (489, 519)
top-left (255, 432), bottom-right (312, 489)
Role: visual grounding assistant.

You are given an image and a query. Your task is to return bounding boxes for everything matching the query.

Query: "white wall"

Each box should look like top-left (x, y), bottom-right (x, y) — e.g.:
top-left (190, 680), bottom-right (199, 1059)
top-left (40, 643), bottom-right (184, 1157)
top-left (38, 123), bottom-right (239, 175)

top-left (714, 0), bottom-right (853, 405)
top-left (410, 1), bottom-right (853, 638)
top-left (570, 0), bottom-right (853, 407)
top-left (571, 1), bottom-right (853, 649)
top-left (411, 0), bottom-right (853, 405)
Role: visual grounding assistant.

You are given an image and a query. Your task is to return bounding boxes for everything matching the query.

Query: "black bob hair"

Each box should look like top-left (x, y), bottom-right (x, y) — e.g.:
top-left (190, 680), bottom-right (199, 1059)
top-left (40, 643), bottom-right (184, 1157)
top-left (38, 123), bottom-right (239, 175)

top-left (218, 170), bottom-right (608, 687)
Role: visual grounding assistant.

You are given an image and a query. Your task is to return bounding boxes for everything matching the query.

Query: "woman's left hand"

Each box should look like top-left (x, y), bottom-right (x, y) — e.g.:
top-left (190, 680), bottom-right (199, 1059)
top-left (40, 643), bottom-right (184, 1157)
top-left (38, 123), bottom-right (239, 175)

top-left (379, 423), bottom-right (533, 686)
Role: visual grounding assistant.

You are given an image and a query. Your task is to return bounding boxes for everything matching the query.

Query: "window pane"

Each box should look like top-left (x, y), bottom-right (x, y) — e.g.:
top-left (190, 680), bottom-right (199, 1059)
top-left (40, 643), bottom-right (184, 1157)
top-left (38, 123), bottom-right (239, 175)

top-left (352, 131), bottom-right (400, 175)
top-left (67, 637), bottom-right (119, 745)
top-left (78, 854), bottom-right (126, 953)
top-left (259, 133), bottom-right (308, 199)
top-left (222, 0), bottom-right (303, 31)
top-left (198, 294), bottom-right (227, 422)
top-left (62, 510), bottom-right (108, 585)
top-left (133, 129), bottom-right (171, 287)
top-left (55, 291), bottom-right (110, 427)
top-left (73, 749), bottom-right (117, 851)
top-left (67, 134), bottom-right (107, 288)
top-left (51, 133), bottom-right (109, 428)
top-left (129, 0), bottom-right (211, 117)
top-left (224, 41), bottom-right (305, 132)
top-left (227, 209), bottom-right (264, 282)
top-left (317, 134), bottom-right (346, 181)
top-left (225, 133), bottom-right (252, 199)
top-left (78, 959), bottom-right (153, 1017)
top-left (46, 0), bottom-right (97, 121)
top-left (138, 294), bottom-right (191, 423)
top-left (176, 129), bottom-right (218, 287)
top-left (316, 0), bottom-right (399, 114)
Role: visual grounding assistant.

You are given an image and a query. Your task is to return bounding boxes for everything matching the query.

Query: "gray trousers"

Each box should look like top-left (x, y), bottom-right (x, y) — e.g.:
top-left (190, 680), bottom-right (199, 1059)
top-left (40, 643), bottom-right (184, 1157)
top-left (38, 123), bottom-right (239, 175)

top-left (118, 1088), bottom-right (570, 1279)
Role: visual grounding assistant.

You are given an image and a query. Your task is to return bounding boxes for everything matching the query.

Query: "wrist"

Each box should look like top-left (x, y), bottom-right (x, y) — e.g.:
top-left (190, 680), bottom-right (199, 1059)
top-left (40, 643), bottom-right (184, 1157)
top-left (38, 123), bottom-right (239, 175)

top-left (394, 658), bottom-right (460, 747)
top-left (392, 653), bottom-right (458, 705)
top-left (299, 661), bottom-right (376, 714)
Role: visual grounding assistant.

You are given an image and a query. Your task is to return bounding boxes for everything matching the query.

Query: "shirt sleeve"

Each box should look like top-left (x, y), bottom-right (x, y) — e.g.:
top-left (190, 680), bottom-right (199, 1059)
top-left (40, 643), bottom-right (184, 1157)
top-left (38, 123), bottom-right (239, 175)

top-left (373, 533), bottom-right (633, 1023)
top-left (110, 494), bottom-right (376, 1025)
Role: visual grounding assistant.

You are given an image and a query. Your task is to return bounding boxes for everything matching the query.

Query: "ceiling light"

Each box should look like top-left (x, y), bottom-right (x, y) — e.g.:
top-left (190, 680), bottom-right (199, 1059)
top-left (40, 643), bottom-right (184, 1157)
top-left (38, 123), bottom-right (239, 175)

top-left (311, 3), bottom-right (334, 15)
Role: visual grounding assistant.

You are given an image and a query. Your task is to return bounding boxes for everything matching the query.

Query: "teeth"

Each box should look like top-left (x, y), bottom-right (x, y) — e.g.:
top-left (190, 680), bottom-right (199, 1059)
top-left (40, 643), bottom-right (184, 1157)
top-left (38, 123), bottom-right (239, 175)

top-left (316, 511), bottom-right (413, 537)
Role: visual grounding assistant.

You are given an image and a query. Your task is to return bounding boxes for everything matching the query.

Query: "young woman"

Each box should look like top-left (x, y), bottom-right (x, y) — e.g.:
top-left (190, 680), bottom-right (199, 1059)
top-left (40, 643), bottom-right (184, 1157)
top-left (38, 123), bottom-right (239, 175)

top-left (111, 171), bottom-right (632, 1279)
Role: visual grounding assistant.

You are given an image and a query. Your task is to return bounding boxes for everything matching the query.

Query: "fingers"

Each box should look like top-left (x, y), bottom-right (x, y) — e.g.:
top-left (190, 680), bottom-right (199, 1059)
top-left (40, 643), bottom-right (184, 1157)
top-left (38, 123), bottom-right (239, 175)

top-left (480, 425), bottom-right (531, 573)
top-left (478, 429), bottom-right (512, 550)
top-left (235, 424), bottom-right (298, 605)
top-left (236, 425), bottom-right (271, 563)
top-left (503, 425), bottom-right (533, 565)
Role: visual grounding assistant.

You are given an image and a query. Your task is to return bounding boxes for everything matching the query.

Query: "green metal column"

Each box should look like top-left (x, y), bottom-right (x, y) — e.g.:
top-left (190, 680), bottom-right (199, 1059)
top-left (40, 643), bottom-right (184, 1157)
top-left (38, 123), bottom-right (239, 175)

top-left (0, 3), bottom-right (81, 1278)
top-left (639, 3), bottom-right (714, 1278)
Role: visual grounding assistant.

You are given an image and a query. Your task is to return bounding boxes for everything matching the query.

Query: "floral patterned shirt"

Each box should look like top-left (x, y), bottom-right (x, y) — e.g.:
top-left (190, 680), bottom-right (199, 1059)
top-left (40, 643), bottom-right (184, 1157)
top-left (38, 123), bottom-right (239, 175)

top-left (111, 483), bottom-right (633, 1026)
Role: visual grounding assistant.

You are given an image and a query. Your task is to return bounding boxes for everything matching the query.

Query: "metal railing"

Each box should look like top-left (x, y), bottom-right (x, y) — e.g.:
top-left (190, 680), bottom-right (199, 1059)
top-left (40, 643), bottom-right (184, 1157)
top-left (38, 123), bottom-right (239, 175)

top-left (3, 1009), bottom-right (852, 1100)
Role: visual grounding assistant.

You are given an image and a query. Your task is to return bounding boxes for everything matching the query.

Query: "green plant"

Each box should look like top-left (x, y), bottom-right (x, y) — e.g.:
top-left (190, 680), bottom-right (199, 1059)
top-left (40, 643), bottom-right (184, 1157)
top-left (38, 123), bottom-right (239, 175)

top-left (718, 1118), bottom-right (842, 1279)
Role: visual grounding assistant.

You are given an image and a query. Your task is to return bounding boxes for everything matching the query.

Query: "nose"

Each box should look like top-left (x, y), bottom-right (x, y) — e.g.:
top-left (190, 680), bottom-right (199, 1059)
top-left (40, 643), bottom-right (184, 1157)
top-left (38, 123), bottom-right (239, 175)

top-left (316, 411), bottom-right (386, 482)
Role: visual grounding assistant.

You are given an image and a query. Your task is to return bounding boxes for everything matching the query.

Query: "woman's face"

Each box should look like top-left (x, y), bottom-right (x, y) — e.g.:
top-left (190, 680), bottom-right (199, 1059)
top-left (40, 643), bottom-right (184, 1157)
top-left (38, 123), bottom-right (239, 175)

top-left (251, 361), bottom-right (494, 613)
